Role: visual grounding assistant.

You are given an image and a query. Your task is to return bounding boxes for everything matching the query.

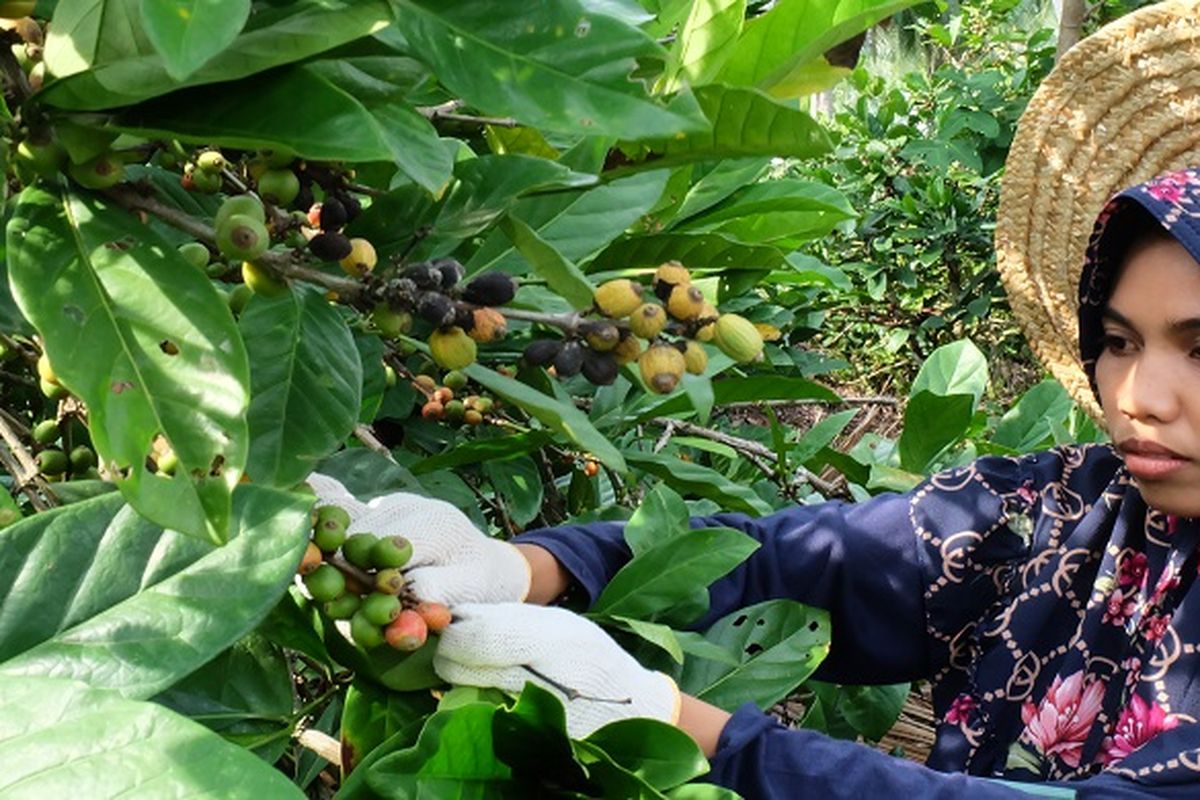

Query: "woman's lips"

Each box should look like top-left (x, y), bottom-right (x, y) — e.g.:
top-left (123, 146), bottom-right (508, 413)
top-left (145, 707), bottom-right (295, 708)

top-left (1119, 439), bottom-right (1192, 479)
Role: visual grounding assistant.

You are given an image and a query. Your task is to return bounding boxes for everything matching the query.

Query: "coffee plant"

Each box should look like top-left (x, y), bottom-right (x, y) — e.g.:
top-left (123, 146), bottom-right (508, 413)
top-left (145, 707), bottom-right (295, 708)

top-left (0, 0), bottom-right (1106, 797)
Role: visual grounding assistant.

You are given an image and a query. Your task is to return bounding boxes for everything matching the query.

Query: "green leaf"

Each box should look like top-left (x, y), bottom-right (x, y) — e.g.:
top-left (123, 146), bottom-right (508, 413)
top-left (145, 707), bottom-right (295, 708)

top-left (715, 0), bottom-right (918, 98)
top-left (392, 0), bottom-right (708, 139)
top-left (467, 170), bottom-right (671, 275)
top-left (240, 285), bottom-right (362, 489)
top-left (678, 179), bottom-right (855, 245)
top-left (412, 430), bottom-right (554, 475)
top-left (909, 338), bottom-right (989, 405)
top-left (341, 680), bottom-right (438, 774)
top-left (991, 379), bottom-right (1073, 452)
top-left (500, 215), bottom-right (595, 310)
top-left (791, 408), bottom-right (857, 464)
top-left (114, 61), bottom-right (452, 194)
top-left (662, 0), bottom-right (746, 90)
top-left (666, 785), bottom-right (743, 799)
top-left (464, 364), bottom-right (627, 472)
top-left (586, 718), bottom-right (709, 790)
top-left (624, 483), bottom-right (690, 556)
top-left (897, 391), bottom-right (974, 474)
top-left (0, 486), bottom-right (310, 699)
top-left (493, 683), bottom-right (589, 792)
top-left (833, 682), bottom-right (909, 741)
top-left (43, 0), bottom-right (393, 110)
top-left (483, 456), bottom-right (543, 528)
top-left (0, 676), bottom-right (305, 798)
top-left (641, 375), bottom-right (838, 421)
top-left (679, 599), bottom-right (830, 710)
top-left (624, 452), bottom-right (774, 516)
top-left (592, 526), bottom-right (758, 620)
top-left (589, 232), bottom-right (785, 274)
top-left (140, 0), bottom-right (251, 81)
top-left (607, 615), bottom-right (684, 663)
top-left (7, 183), bottom-right (249, 543)
top-left (633, 85), bottom-right (831, 169)
top-left (356, 331), bottom-right (388, 424)
top-left (314, 448), bottom-right (423, 501)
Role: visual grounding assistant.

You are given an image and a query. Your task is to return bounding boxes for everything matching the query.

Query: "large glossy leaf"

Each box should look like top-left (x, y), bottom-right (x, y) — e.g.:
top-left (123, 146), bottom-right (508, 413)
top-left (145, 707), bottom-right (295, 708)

top-left (0, 486), bottom-right (310, 699)
top-left (632, 85), bottom-right (831, 169)
top-left (591, 526), bottom-right (758, 620)
top-left (392, 0), bottom-right (707, 139)
top-left (909, 338), bottom-right (989, 406)
top-left (674, 158), bottom-right (771, 222)
top-left (467, 170), bottom-right (671, 275)
top-left (0, 676), bottom-right (305, 799)
top-left (42, 0), bottom-right (392, 110)
top-left (341, 680), bottom-right (438, 774)
top-left (637, 375), bottom-right (838, 421)
top-left (114, 61), bottom-right (451, 194)
top-left (624, 452), bottom-right (774, 516)
top-left (500, 216), bottom-right (595, 309)
top-left (140, 0), bottom-right (251, 81)
top-left (482, 456), bottom-right (543, 528)
top-left (678, 179), bottom-right (855, 245)
top-left (662, 0), bottom-right (746, 90)
top-left (678, 599), bottom-right (830, 710)
top-left (464, 364), bottom-right (627, 472)
top-left (588, 232), bottom-right (785, 274)
top-left (240, 285), bottom-right (362, 489)
top-left (7, 183), bottom-right (249, 543)
top-left (990, 379), bottom-right (1074, 453)
top-left (586, 719), bottom-right (708, 790)
top-left (492, 683), bottom-right (589, 792)
top-left (412, 431), bottom-right (554, 475)
top-left (715, 0), bottom-right (917, 98)
top-left (897, 391), bottom-right (974, 473)
top-left (623, 483), bottom-right (690, 556)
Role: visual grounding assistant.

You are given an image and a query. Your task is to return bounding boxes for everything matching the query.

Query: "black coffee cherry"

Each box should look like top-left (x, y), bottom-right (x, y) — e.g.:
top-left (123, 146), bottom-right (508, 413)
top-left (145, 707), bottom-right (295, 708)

top-left (462, 272), bottom-right (517, 306)
top-left (309, 231), bottom-right (353, 261)
top-left (522, 339), bottom-right (561, 367)
top-left (553, 340), bottom-right (584, 377)
top-left (417, 293), bottom-right (456, 327)
top-left (319, 196), bottom-right (348, 230)
top-left (581, 350), bottom-right (619, 385)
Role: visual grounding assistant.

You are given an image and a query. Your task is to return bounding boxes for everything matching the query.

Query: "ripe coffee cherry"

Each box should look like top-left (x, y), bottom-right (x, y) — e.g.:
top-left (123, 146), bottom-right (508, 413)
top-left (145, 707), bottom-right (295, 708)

top-left (309, 231), bottom-right (353, 262)
top-left (217, 214), bottom-right (269, 261)
top-left (371, 535), bottom-right (413, 569)
top-left (375, 567), bottom-right (405, 595)
top-left (342, 533), bottom-right (377, 570)
top-left (653, 260), bottom-right (692, 302)
top-left (178, 241), bottom-right (210, 270)
top-left (666, 284), bottom-right (705, 321)
top-left (417, 293), bottom-right (456, 327)
top-left (313, 518), bottom-right (347, 553)
top-left (350, 610), bottom-right (385, 649)
top-left (298, 541), bottom-right (323, 576)
top-left (522, 339), bottom-right (561, 367)
top-left (303, 563), bottom-right (346, 603)
top-left (69, 445), bottom-right (97, 472)
top-left (639, 343), bottom-right (686, 394)
top-left (582, 321), bottom-right (620, 352)
top-left (594, 279), bottom-right (644, 318)
top-left (339, 237), bottom-right (377, 277)
top-left (553, 340), bottom-right (584, 377)
top-left (215, 194), bottom-right (266, 231)
top-left (613, 333), bottom-right (643, 366)
top-left (462, 272), bottom-right (517, 306)
top-left (319, 196), bottom-right (348, 230)
top-left (429, 327), bottom-right (477, 370)
top-left (415, 601), bottom-right (452, 633)
top-left (712, 314), bottom-right (764, 363)
top-left (581, 350), bottom-right (619, 386)
top-left (258, 169), bottom-right (300, 206)
top-left (467, 307), bottom-right (507, 343)
top-left (323, 593), bottom-right (360, 620)
top-left (36, 449), bottom-right (67, 476)
top-left (683, 340), bottom-right (708, 375)
top-left (431, 258), bottom-right (464, 289)
top-left (31, 419), bottom-right (59, 444)
top-left (694, 303), bottom-right (719, 341)
top-left (421, 400), bottom-right (444, 420)
top-left (385, 609), bottom-right (428, 651)
top-left (361, 592), bottom-right (402, 626)
top-left (464, 409), bottom-right (484, 426)
top-left (629, 303), bottom-right (666, 339)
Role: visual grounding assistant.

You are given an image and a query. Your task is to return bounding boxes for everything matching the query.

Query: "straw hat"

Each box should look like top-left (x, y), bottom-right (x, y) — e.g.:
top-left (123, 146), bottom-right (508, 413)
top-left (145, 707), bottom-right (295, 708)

top-left (995, 0), bottom-right (1200, 422)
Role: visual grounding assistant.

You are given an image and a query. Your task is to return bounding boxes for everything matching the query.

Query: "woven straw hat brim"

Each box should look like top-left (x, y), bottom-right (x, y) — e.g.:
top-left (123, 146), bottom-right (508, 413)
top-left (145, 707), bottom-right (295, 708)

top-left (996, 0), bottom-right (1200, 423)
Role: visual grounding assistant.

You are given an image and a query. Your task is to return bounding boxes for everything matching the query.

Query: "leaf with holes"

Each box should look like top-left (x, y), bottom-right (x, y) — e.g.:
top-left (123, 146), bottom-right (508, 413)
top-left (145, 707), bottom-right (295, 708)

top-left (7, 183), bottom-right (249, 543)
top-left (240, 285), bottom-right (363, 489)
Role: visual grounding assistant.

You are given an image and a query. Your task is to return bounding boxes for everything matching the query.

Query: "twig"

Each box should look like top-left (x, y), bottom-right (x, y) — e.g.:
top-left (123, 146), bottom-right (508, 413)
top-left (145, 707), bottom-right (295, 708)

top-left (353, 424), bottom-right (397, 463)
top-left (521, 665), bottom-right (632, 705)
top-left (653, 419), bottom-right (677, 454)
top-left (344, 181), bottom-right (385, 198)
top-left (723, 395), bottom-right (898, 410)
top-left (0, 408), bottom-right (55, 510)
top-left (326, 553), bottom-right (374, 589)
top-left (294, 726), bottom-right (342, 767)
top-left (419, 100), bottom-right (519, 128)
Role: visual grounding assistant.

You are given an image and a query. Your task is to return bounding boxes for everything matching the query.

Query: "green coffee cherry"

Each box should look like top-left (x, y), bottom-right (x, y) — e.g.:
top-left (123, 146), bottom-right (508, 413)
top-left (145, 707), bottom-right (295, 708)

top-left (350, 610), bottom-right (385, 649)
top-left (216, 214), bottom-right (269, 261)
top-left (196, 149), bottom-right (225, 174)
top-left (443, 370), bottom-right (468, 391)
top-left (69, 445), bottom-right (97, 473)
top-left (258, 169), bottom-right (300, 206)
top-left (313, 518), bottom-right (347, 553)
top-left (323, 593), bottom-right (361, 620)
top-left (227, 284), bottom-right (253, 315)
top-left (36, 449), bottom-right (67, 476)
top-left (215, 194), bottom-right (266, 231)
top-left (371, 536), bottom-right (413, 569)
top-left (68, 154), bottom-right (124, 190)
top-left (178, 242), bottom-right (210, 270)
top-left (316, 505), bottom-right (351, 529)
top-left (188, 167), bottom-right (222, 194)
top-left (361, 592), bottom-right (402, 626)
top-left (31, 419), bottom-right (60, 444)
top-left (303, 563), bottom-right (345, 603)
top-left (40, 378), bottom-right (68, 400)
top-left (342, 533), bottom-right (377, 570)
top-left (375, 567), bottom-right (405, 595)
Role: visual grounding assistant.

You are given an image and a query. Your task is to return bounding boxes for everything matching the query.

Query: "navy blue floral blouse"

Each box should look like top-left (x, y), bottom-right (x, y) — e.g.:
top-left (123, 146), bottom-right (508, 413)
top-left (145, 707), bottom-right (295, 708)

top-left (517, 443), bottom-right (1200, 798)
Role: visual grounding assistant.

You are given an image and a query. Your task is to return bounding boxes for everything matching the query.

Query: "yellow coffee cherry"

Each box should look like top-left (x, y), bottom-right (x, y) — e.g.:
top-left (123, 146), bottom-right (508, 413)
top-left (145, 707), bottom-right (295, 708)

top-left (594, 279), bottom-right (644, 318)
top-left (639, 344), bottom-right (686, 394)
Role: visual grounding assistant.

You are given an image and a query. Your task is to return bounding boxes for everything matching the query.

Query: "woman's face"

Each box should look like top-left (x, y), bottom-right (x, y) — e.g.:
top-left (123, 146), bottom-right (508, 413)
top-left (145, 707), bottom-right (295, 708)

top-left (1096, 235), bottom-right (1200, 517)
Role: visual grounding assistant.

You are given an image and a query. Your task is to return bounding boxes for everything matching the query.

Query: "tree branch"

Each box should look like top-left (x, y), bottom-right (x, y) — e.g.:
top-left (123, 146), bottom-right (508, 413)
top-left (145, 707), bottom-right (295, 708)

top-left (0, 408), bottom-right (55, 510)
top-left (419, 100), bottom-right (519, 128)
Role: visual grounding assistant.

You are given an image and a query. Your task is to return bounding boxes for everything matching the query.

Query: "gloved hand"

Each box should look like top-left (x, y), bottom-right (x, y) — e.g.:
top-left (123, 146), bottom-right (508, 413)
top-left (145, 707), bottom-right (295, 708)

top-left (306, 473), bottom-right (531, 605)
top-left (433, 603), bottom-right (681, 739)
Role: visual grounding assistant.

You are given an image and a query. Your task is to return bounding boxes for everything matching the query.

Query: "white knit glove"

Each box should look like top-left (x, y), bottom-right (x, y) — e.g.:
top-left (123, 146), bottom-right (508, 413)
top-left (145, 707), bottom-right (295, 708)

top-left (306, 473), bottom-right (531, 605)
top-left (433, 603), bottom-right (681, 739)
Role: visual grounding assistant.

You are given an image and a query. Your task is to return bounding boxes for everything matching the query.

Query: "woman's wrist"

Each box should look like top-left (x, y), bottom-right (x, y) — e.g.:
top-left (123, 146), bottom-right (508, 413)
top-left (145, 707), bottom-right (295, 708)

top-left (513, 543), bottom-right (572, 604)
top-left (677, 693), bottom-right (733, 758)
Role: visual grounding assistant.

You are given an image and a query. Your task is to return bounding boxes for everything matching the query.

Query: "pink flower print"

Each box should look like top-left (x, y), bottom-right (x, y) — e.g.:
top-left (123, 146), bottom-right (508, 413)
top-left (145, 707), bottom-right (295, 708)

top-left (1151, 571), bottom-right (1180, 605)
top-left (1145, 170), bottom-right (1193, 204)
top-left (1117, 552), bottom-right (1148, 588)
top-left (1142, 613), bottom-right (1171, 642)
top-left (1016, 483), bottom-right (1038, 506)
top-left (1019, 671), bottom-right (1107, 768)
top-left (945, 693), bottom-right (976, 725)
top-left (1099, 694), bottom-right (1179, 764)
top-left (1121, 656), bottom-right (1142, 689)
top-left (1102, 588), bottom-right (1137, 627)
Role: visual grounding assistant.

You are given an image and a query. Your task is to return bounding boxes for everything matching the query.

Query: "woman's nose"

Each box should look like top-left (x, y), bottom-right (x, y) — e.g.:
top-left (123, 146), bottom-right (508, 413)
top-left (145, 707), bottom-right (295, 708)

top-left (1115, 351), bottom-right (1181, 423)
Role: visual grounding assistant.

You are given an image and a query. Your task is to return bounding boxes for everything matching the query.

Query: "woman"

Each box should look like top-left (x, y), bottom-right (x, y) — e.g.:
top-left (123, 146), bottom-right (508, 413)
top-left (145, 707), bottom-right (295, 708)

top-left (312, 3), bottom-right (1200, 797)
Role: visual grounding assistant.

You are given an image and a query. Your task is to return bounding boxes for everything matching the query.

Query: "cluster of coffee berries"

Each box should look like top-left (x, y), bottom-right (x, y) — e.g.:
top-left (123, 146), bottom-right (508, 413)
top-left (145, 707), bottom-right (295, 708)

top-left (28, 416), bottom-right (97, 480)
top-left (305, 193), bottom-right (371, 274)
top-left (373, 262), bottom-right (518, 371)
top-left (412, 372), bottom-right (495, 424)
top-left (298, 504), bottom-right (450, 652)
top-left (522, 261), bottom-right (765, 393)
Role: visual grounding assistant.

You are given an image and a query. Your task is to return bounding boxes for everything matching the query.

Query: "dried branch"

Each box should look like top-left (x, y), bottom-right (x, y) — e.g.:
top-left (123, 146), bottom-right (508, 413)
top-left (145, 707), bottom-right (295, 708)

top-left (419, 100), bottom-right (519, 128)
top-left (353, 424), bottom-right (397, 462)
top-left (0, 408), bottom-right (55, 510)
top-left (294, 726), bottom-right (342, 767)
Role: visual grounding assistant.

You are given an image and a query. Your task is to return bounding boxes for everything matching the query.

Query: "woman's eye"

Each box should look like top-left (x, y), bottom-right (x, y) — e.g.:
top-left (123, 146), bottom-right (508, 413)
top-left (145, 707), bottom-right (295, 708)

top-left (1102, 333), bottom-right (1132, 355)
